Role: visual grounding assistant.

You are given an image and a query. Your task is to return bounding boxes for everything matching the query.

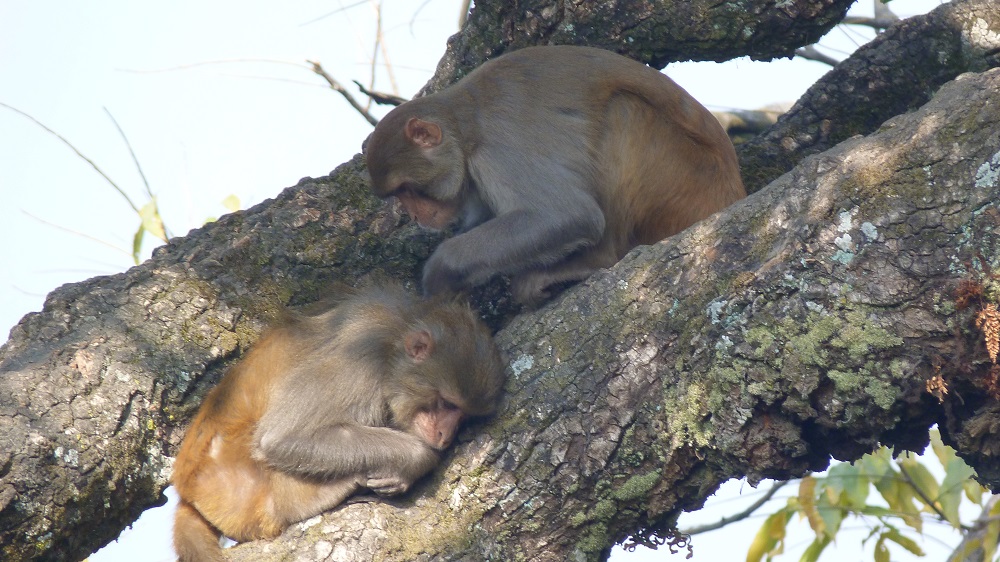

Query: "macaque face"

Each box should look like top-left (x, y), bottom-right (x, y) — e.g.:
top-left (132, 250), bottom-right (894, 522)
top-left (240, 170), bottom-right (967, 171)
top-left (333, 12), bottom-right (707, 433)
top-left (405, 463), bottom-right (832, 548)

top-left (394, 188), bottom-right (461, 231)
top-left (411, 397), bottom-right (464, 450)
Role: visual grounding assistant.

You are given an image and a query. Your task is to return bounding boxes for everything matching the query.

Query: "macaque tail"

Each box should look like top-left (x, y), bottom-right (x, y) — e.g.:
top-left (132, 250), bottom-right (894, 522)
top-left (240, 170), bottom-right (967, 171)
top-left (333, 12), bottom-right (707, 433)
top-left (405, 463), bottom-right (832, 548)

top-left (174, 499), bottom-right (225, 562)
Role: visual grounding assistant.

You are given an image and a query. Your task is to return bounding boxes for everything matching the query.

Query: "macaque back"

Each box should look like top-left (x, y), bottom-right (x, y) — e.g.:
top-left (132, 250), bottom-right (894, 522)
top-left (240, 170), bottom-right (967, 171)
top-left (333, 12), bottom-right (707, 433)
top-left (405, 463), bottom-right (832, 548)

top-left (365, 45), bottom-right (746, 304)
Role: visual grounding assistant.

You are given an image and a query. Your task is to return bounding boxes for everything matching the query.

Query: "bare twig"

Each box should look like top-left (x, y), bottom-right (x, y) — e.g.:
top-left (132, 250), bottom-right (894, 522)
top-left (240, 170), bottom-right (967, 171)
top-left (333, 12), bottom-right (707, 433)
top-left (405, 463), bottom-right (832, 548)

top-left (103, 109), bottom-right (153, 200)
top-left (22, 210), bottom-right (133, 259)
top-left (308, 61), bottom-right (379, 126)
top-left (369, 0), bottom-right (399, 109)
top-left (841, 15), bottom-right (901, 29)
top-left (682, 480), bottom-right (791, 535)
top-left (795, 45), bottom-right (841, 67)
top-left (352, 81), bottom-right (407, 106)
top-left (299, 0), bottom-right (368, 27)
top-left (0, 102), bottom-right (141, 213)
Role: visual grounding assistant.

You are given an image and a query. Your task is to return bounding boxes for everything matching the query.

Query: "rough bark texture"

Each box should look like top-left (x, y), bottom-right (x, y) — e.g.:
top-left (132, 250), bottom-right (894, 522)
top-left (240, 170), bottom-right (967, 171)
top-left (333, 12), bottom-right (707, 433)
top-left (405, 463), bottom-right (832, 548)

top-left (738, 0), bottom-right (1000, 193)
top-left (422, 0), bottom-right (854, 93)
top-left (2, 2), bottom-right (1000, 562)
top-left (0, 165), bottom-right (448, 561)
top-left (228, 66), bottom-right (1000, 562)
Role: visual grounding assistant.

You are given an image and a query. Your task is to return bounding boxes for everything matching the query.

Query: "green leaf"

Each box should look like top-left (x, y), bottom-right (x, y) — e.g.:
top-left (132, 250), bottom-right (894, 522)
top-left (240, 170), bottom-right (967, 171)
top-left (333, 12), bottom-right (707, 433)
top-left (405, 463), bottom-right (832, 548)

top-left (799, 535), bottom-right (831, 562)
top-left (856, 506), bottom-right (895, 518)
top-left (899, 456), bottom-right (940, 513)
top-left (221, 194), bottom-right (241, 212)
top-left (873, 469), bottom-right (922, 532)
top-left (860, 449), bottom-right (894, 493)
top-left (747, 509), bottom-right (791, 562)
top-left (132, 225), bottom-right (144, 265)
top-left (940, 456), bottom-right (976, 527)
top-left (929, 429), bottom-right (954, 467)
top-left (816, 494), bottom-right (843, 539)
top-left (883, 528), bottom-right (924, 556)
top-left (828, 462), bottom-right (869, 507)
top-left (963, 478), bottom-right (984, 504)
top-left (874, 534), bottom-right (890, 562)
top-left (984, 502), bottom-right (1000, 559)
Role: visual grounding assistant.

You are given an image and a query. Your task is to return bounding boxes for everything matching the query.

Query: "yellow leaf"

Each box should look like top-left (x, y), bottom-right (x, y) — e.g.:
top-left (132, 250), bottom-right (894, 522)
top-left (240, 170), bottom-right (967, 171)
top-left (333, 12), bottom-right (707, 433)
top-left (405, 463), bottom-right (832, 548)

top-left (884, 528), bottom-right (924, 556)
top-left (221, 194), bottom-right (241, 212)
top-left (139, 199), bottom-right (167, 242)
top-left (799, 476), bottom-right (824, 537)
top-left (746, 509), bottom-right (790, 562)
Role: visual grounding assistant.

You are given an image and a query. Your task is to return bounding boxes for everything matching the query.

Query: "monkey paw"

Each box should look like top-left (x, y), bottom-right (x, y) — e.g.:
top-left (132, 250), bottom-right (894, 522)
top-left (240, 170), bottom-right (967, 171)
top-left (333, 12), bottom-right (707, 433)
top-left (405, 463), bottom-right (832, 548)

top-left (365, 476), bottom-right (412, 496)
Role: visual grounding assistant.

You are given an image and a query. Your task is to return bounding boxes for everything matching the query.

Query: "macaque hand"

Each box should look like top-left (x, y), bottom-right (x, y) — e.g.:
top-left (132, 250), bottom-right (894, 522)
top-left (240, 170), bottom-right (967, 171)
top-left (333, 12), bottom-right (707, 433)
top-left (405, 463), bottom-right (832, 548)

top-left (365, 474), bottom-right (417, 496)
top-left (510, 275), bottom-right (552, 307)
top-left (366, 441), bottom-right (440, 495)
top-left (422, 248), bottom-right (467, 296)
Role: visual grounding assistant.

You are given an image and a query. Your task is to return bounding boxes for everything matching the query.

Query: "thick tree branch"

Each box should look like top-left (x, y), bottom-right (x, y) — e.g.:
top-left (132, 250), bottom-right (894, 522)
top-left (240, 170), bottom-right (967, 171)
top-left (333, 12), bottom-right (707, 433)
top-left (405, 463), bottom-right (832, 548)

top-left (1, 2), bottom-right (999, 560)
top-left (738, 0), bottom-right (1000, 192)
top-left (421, 0), bottom-right (855, 93)
top-left (215, 67), bottom-right (1000, 561)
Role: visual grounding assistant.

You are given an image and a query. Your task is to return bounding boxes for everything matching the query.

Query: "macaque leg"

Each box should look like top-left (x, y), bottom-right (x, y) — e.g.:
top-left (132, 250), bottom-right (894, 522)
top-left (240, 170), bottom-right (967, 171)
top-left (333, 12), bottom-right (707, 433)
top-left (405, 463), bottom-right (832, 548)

top-left (266, 473), bottom-right (362, 529)
top-left (512, 242), bottom-right (618, 305)
top-left (174, 500), bottom-right (226, 562)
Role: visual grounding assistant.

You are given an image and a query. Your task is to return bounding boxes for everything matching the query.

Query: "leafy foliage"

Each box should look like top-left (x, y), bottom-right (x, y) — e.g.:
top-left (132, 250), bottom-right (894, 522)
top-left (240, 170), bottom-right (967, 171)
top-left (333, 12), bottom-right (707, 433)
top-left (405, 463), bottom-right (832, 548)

top-left (748, 430), bottom-right (997, 562)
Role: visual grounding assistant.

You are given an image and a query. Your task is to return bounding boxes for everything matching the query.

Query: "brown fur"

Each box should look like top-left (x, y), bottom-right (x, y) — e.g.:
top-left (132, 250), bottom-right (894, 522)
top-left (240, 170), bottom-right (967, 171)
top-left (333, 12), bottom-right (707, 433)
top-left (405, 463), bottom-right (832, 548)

top-left (365, 45), bottom-right (745, 305)
top-left (171, 284), bottom-right (505, 561)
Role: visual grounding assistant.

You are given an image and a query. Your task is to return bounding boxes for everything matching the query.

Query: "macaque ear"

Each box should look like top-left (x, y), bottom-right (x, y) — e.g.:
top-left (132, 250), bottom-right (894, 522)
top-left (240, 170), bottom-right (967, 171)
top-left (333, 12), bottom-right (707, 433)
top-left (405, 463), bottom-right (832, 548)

top-left (404, 118), bottom-right (443, 148)
top-left (404, 329), bottom-right (435, 362)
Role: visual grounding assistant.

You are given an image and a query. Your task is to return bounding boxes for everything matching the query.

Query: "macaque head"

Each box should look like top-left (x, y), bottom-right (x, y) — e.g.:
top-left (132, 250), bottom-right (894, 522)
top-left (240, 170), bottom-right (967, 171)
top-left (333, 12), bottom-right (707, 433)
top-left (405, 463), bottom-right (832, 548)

top-left (387, 297), bottom-right (506, 450)
top-left (364, 102), bottom-right (468, 231)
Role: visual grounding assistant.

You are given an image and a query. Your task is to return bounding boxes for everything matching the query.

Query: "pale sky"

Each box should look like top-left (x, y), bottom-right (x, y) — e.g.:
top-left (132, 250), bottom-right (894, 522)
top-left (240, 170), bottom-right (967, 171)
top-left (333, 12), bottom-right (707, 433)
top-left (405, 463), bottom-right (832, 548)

top-left (0, 1), bottom-right (961, 561)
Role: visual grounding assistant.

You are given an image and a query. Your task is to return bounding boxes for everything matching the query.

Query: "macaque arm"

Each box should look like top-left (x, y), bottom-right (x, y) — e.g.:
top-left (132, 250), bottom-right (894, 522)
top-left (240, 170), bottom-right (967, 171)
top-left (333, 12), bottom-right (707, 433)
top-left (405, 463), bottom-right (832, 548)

top-left (424, 150), bottom-right (606, 293)
top-left (256, 421), bottom-right (440, 486)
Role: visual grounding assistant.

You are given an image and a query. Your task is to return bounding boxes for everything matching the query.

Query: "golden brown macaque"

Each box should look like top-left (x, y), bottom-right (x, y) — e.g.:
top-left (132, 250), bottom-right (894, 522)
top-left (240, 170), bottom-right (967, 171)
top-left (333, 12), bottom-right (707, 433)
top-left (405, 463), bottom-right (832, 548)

top-left (364, 45), bottom-right (746, 305)
top-left (171, 284), bottom-right (506, 562)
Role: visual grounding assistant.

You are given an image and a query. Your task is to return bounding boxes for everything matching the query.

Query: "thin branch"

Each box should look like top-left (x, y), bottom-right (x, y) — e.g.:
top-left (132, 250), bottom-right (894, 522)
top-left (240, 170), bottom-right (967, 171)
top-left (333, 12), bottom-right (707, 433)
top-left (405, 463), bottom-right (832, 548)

top-left (0, 102), bottom-right (140, 213)
top-left (103, 108), bottom-right (153, 201)
top-left (308, 61), bottom-right (379, 126)
top-left (298, 0), bottom-right (368, 27)
top-left (369, 0), bottom-right (399, 106)
top-left (682, 480), bottom-right (791, 535)
top-left (795, 45), bottom-right (841, 67)
top-left (22, 210), bottom-right (133, 259)
top-left (947, 496), bottom-right (1000, 562)
top-left (896, 460), bottom-right (967, 529)
top-left (352, 81), bottom-right (407, 106)
top-left (841, 15), bottom-right (900, 30)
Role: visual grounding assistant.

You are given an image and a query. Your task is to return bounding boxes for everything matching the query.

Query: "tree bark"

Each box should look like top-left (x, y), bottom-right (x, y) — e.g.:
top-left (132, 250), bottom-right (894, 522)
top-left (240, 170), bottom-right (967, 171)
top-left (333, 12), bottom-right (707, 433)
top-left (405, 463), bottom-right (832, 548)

top-left (2, 2), bottom-right (1000, 561)
top-left (219, 66), bottom-right (1000, 562)
top-left (0, 164), bottom-right (448, 561)
top-left (738, 0), bottom-right (1000, 192)
top-left (423, 0), bottom-right (855, 93)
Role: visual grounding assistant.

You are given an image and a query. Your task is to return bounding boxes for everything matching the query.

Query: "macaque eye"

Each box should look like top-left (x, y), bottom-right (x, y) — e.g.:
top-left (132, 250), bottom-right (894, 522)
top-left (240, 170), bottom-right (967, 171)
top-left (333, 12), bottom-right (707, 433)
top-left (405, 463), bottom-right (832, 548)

top-left (393, 182), bottom-right (420, 197)
top-left (438, 397), bottom-right (460, 411)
